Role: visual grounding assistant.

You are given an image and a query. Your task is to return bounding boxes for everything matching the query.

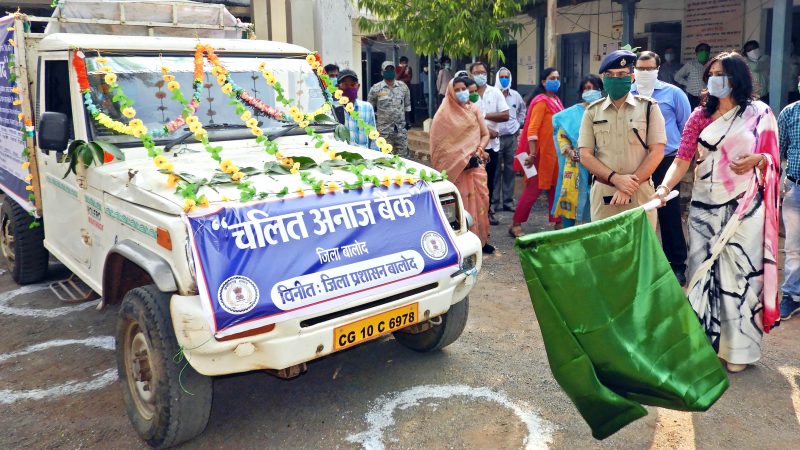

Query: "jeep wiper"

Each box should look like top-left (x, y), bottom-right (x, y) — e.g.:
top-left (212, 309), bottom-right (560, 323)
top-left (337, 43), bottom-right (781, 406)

top-left (164, 123), bottom-right (252, 151)
top-left (267, 121), bottom-right (336, 141)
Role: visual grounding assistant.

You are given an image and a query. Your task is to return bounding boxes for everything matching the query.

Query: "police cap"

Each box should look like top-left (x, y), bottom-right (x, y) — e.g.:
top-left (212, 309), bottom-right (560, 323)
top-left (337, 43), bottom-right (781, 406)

top-left (599, 50), bottom-right (637, 74)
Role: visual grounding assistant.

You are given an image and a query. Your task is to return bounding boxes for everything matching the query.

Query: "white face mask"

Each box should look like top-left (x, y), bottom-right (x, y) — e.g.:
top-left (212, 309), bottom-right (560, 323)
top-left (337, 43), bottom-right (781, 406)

top-left (634, 69), bottom-right (659, 96)
top-left (664, 53), bottom-right (675, 63)
top-left (747, 49), bottom-right (761, 61)
top-left (707, 75), bottom-right (732, 99)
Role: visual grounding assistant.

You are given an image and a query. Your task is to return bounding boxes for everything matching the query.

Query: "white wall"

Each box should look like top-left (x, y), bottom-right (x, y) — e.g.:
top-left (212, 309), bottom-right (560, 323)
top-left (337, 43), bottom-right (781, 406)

top-left (312, 0), bottom-right (358, 71)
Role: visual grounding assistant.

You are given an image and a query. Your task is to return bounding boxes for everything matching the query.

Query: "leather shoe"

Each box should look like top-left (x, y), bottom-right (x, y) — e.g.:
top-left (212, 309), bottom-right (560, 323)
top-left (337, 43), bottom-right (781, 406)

top-left (489, 213), bottom-right (500, 225)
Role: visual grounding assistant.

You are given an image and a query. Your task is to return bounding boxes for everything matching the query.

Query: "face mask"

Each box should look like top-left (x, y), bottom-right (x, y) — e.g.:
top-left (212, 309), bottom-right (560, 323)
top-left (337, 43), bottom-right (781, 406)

top-left (499, 77), bottom-right (511, 89)
top-left (329, 76), bottom-right (338, 86)
top-left (634, 69), bottom-right (658, 96)
top-left (473, 74), bottom-right (488, 87)
top-left (747, 49), bottom-right (761, 61)
top-left (444, 63), bottom-right (451, 70)
top-left (469, 92), bottom-right (480, 103)
top-left (455, 90), bottom-right (470, 104)
top-left (581, 89), bottom-right (603, 103)
top-left (545, 79), bottom-right (560, 92)
top-left (383, 70), bottom-right (396, 81)
top-left (342, 86), bottom-right (359, 103)
top-left (603, 75), bottom-right (632, 100)
top-left (697, 51), bottom-right (709, 63)
top-left (664, 53), bottom-right (675, 63)
top-left (707, 75), bottom-right (732, 98)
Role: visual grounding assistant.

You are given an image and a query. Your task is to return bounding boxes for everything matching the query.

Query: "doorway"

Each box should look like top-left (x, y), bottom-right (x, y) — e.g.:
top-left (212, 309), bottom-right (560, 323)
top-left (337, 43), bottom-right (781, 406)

top-left (560, 32), bottom-right (590, 107)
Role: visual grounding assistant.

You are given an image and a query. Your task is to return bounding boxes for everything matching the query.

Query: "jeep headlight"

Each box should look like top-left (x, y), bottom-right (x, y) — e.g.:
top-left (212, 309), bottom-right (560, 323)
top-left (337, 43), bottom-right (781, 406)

top-left (439, 193), bottom-right (461, 231)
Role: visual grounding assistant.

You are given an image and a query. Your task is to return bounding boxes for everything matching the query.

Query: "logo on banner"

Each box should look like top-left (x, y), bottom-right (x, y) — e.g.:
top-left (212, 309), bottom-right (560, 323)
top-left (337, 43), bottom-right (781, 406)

top-left (421, 231), bottom-right (448, 260)
top-left (217, 276), bottom-right (260, 315)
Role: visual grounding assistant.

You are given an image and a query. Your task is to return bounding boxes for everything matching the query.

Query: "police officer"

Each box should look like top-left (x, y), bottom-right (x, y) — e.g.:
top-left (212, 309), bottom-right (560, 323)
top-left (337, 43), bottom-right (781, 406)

top-left (368, 61), bottom-right (411, 157)
top-left (577, 50), bottom-right (667, 228)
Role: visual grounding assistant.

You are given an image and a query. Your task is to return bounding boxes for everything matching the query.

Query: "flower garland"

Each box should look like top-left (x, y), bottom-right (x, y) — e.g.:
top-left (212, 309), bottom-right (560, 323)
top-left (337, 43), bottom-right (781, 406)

top-left (306, 52), bottom-right (392, 154)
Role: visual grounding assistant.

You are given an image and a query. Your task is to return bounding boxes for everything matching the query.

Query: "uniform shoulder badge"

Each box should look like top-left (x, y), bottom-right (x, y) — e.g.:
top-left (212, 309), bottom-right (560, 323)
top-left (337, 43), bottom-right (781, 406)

top-left (587, 97), bottom-right (606, 108)
top-left (634, 95), bottom-right (658, 104)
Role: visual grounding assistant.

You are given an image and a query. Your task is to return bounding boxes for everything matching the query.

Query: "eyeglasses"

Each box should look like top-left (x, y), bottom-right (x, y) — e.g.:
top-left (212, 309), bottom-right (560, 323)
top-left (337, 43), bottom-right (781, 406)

top-left (634, 67), bottom-right (659, 71)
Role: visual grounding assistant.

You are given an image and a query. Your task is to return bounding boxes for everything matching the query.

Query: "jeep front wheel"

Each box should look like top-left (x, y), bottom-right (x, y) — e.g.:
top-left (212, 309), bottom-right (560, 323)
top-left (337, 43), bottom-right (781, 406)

top-left (393, 297), bottom-right (469, 352)
top-left (116, 285), bottom-right (212, 448)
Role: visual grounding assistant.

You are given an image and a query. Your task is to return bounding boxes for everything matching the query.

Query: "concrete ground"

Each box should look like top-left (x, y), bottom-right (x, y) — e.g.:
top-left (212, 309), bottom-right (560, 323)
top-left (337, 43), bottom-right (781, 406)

top-left (1, 193), bottom-right (799, 449)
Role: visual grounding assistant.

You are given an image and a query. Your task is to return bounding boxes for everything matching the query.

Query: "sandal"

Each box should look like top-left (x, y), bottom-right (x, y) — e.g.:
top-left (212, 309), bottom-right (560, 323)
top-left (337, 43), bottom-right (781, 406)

top-left (726, 362), bottom-right (748, 373)
top-left (508, 225), bottom-right (524, 238)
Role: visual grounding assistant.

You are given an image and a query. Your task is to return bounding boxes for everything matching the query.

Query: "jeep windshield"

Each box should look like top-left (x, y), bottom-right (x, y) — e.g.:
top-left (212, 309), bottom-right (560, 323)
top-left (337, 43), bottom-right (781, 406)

top-left (83, 54), bottom-right (331, 145)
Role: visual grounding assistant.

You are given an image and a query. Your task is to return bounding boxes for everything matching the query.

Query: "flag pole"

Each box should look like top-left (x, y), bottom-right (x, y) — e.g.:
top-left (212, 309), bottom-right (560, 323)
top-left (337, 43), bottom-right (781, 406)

top-left (642, 190), bottom-right (679, 212)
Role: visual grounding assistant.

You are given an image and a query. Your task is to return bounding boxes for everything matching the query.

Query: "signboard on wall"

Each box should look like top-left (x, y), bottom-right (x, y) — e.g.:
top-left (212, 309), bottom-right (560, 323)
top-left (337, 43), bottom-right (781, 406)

top-left (682, 0), bottom-right (744, 61)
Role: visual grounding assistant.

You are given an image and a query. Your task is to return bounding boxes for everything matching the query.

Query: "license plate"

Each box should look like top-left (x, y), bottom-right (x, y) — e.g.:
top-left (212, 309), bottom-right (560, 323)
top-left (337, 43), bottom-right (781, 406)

top-left (334, 303), bottom-right (419, 351)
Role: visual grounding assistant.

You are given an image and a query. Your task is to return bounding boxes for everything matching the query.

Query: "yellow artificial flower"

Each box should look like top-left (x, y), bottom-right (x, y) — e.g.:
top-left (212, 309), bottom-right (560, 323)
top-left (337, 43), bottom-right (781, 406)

top-left (216, 74), bottom-right (227, 85)
top-left (167, 80), bottom-right (180, 91)
top-left (338, 96), bottom-right (349, 106)
top-left (129, 119), bottom-right (144, 129)
top-left (220, 159), bottom-right (234, 173)
top-left (6, 26), bottom-right (14, 31)
top-left (162, 74), bottom-right (175, 83)
top-left (394, 174), bottom-right (404, 186)
top-left (264, 73), bottom-right (277, 85)
top-left (211, 66), bottom-right (224, 76)
top-left (245, 118), bottom-right (259, 128)
top-left (305, 54), bottom-right (316, 64)
top-left (221, 195), bottom-right (230, 202)
top-left (292, 113), bottom-right (304, 123)
top-left (8, 38), bottom-right (14, 46)
top-left (183, 198), bottom-right (196, 212)
top-left (221, 83), bottom-right (233, 95)
top-left (311, 60), bottom-right (321, 71)
top-left (21, 161), bottom-right (30, 170)
top-left (275, 151), bottom-right (284, 160)
top-left (228, 164), bottom-right (239, 174)
top-left (189, 122), bottom-right (202, 134)
top-left (281, 158), bottom-right (293, 168)
top-left (240, 111), bottom-right (252, 121)
top-left (17, 113), bottom-right (23, 121)
top-left (153, 155), bottom-right (169, 168)
top-left (368, 129), bottom-right (380, 140)
top-left (160, 66), bottom-right (169, 74)
top-left (328, 182), bottom-right (339, 193)
top-left (122, 107), bottom-right (136, 119)
top-left (375, 137), bottom-right (387, 148)
top-left (194, 131), bottom-right (207, 141)
top-left (231, 171), bottom-right (245, 182)
top-left (11, 87), bottom-right (18, 94)
top-left (288, 106), bottom-right (300, 117)
top-left (320, 103), bottom-right (331, 113)
top-left (12, 99), bottom-right (22, 106)
top-left (251, 127), bottom-right (263, 137)
top-left (328, 150), bottom-right (337, 160)
top-left (321, 142), bottom-right (330, 152)
top-left (96, 56), bottom-right (109, 64)
top-left (24, 174), bottom-right (33, 182)
top-left (290, 162), bottom-right (300, 174)
top-left (295, 187), bottom-right (305, 198)
top-left (161, 163), bottom-right (174, 173)
top-left (405, 176), bottom-right (417, 184)
top-left (186, 115), bottom-right (199, 125)
top-left (98, 65), bottom-right (112, 73)
top-left (316, 67), bottom-right (325, 76)
top-left (334, 89), bottom-right (343, 100)
top-left (198, 196), bottom-right (209, 208)
top-left (380, 175), bottom-right (391, 187)
top-left (381, 144), bottom-right (393, 154)
top-left (25, 185), bottom-right (34, 191)
top-left (258, 62), bottom-right (267, 71)
top-left (132, 128), bottom-right (144, 138)
top-left (345, 103), bottom-right (355, 113)
top-left (166, 174), bottom-right (181, 187)
top-left (298, 120), bottom-right (309, 128)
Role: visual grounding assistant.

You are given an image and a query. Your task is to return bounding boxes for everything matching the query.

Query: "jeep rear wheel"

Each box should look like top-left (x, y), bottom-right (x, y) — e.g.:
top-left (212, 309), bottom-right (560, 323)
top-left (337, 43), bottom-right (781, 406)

top-left (116, 285), bottom-right (212, 448)
top-left (0, 198), bottom-right (48, 284)
top-left (393, 297), bottom-right (469, 352)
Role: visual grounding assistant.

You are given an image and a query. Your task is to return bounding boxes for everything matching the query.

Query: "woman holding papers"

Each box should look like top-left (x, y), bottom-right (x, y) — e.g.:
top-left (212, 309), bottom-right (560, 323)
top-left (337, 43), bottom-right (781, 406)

top-left (652, 53), bottom-right (780, 373)
top-left (430, 76), bottom-right (494, 253)
top-left (549, 74), bottom-right (604, 228)
top-left (510, 68), bottom-right (564, 237)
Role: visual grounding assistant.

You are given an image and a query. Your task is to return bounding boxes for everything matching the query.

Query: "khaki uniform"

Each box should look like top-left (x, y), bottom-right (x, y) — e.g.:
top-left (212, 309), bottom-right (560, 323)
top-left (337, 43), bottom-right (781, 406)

top-left (577, 94), bottom-right (667, 228)
top-left (368, 80), bottom-right (411, 157)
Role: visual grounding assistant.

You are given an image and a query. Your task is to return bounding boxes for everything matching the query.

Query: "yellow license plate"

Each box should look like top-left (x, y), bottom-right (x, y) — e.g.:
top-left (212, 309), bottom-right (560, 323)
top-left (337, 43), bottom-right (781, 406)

top-left (334, 303), bottom-right (419, 351)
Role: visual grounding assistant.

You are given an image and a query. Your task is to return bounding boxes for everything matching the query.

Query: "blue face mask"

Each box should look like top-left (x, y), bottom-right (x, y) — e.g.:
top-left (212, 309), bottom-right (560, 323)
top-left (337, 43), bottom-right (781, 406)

top-left (329, 76), bottom-right (338, 86)
top-left (473, 74), bottom-right (488, 87)
top-left (499, 77), bottom-right (511, 89)
top-left (545, 79), bottom-right (561, 92)
top-left (581, 89), bottom-right (603, 103)
top-left (455, 90), bottom-right (470, 104)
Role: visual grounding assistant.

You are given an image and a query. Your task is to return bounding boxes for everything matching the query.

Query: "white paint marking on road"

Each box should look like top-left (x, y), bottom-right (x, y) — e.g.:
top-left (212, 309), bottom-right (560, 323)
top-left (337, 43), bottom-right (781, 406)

top-left (649, 408), bottom-right (696, 450)
top-left (0, 283), bottom-right (99, 318)
top-left (779, 366), bottom-right (800, 426)
top-left (0, 336), bottom-right (117, 405)
top-left (346, 384), bottom-right (554, 450)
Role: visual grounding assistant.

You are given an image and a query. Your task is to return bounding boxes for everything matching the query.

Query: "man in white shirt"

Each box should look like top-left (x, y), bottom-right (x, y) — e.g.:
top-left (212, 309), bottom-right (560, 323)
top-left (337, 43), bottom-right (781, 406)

top-left (493, 67), bottom-right (526, 212)
top-left (470, 61), bottom-right (509, 225)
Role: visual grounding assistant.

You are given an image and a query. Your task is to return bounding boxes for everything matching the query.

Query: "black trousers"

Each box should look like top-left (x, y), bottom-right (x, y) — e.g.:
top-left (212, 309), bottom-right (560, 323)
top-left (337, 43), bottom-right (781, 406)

top-left (687, 93), bottom-right (701, 110)
top-left (653, 155), bottom-right (688, 272)
top-left (485, 149), bottom-right (498, 213)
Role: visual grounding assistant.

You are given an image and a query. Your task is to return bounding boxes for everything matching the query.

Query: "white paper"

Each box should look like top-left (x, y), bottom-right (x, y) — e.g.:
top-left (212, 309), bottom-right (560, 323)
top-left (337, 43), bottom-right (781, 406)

top-left (515, 153), bottom-right (538, 179)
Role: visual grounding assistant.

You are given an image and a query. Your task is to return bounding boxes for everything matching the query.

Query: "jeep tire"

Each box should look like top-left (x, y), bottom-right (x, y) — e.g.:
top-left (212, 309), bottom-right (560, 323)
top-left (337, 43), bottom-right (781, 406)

top-left (393, 296), bottom-right (469, 352)
top-left (116, 285), bottom-right (212, 448)
top-left (0, 198), bottom-right (48, 284)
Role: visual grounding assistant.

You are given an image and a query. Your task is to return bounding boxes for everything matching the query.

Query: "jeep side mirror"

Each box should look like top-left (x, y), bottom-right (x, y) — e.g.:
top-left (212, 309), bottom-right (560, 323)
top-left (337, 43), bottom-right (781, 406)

top-left (37, 111), bottom-right (70, 154)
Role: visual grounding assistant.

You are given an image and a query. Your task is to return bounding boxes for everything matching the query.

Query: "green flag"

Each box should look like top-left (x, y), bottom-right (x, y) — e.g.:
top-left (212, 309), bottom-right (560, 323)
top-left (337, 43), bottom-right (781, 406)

top-left (515, 208), bottom-right (728, 440)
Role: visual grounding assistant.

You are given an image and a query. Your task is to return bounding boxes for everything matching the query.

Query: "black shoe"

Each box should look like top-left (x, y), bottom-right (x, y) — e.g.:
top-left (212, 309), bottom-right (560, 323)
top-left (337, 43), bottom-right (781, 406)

top-left (502, 205), bottom-right (515, 212)
top-left (489, 213), bottom-right (500, 226)
top-left (674, 269), bottom-right (687, 287)
top-left (482, 243), bottom-right (495, 254)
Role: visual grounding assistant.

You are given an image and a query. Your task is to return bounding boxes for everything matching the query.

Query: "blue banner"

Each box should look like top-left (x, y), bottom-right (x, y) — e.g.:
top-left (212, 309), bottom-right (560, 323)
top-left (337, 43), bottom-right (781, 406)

top-left (0, 16), bottom-right (31, 211)
top-left (187, 181), bottom-right (460, 337)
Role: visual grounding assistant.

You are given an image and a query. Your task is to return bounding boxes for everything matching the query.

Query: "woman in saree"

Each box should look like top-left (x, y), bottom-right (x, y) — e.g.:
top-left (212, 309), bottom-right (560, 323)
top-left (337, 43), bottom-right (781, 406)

top-left (430, 76), bottom-right (494, 253)
top-left (549, 74), bottom-right (603, 228)
top-left (509, 68), bottom-right (564, 237)
top-left (653, 53), bottom-right (780, 373)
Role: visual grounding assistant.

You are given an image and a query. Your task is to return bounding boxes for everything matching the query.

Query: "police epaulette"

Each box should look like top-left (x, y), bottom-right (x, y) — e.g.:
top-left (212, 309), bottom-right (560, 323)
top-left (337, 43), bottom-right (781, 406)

top-left (633, 94), bottom-right (658, 104)
top-left (586, 97), bottom-right (606, 108)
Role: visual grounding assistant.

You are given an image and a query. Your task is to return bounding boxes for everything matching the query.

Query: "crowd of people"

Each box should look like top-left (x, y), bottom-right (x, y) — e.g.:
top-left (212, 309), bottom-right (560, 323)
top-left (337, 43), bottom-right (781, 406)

top-left (324, 46), bottom-right (800, 375)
